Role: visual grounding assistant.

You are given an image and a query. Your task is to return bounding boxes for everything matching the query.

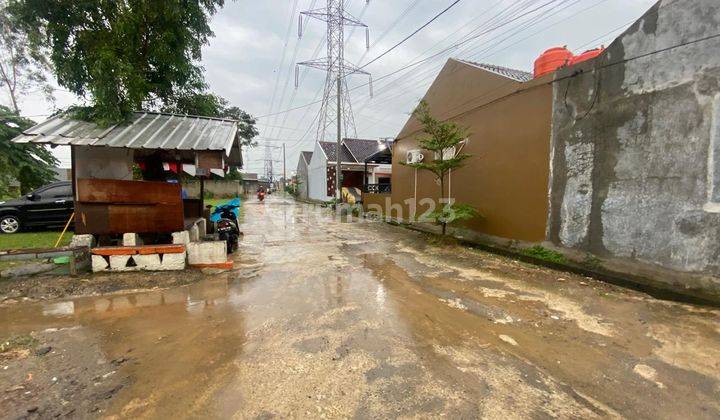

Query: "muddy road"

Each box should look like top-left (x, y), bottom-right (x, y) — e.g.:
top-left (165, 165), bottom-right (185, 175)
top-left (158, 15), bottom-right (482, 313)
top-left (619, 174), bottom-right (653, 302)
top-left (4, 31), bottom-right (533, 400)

top-left (1, 195), bottom-right (719, 418)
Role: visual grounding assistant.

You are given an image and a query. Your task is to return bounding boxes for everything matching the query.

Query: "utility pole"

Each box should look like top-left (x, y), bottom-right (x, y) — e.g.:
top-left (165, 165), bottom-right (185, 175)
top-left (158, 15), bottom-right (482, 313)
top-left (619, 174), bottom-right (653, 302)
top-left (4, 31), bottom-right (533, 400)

top-left (296, 0), bottom-right (373, 200)
top-left (336, 76), bottom-right (342, 199)
top-left (282, 143), bottom-right (287, 192)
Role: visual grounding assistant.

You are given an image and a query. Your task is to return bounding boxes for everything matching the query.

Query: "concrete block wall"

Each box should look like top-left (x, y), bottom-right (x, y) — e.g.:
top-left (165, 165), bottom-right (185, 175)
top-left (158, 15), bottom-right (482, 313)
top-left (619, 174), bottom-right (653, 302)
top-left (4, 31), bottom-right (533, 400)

top-left (187, 241), bottom-right (227, 265)
top-left (92, 252), bottom-right (187, 272)
top-left (546, 0), bottom-right (720, 298)
top-left (182, 180), bottom-right (243, 198)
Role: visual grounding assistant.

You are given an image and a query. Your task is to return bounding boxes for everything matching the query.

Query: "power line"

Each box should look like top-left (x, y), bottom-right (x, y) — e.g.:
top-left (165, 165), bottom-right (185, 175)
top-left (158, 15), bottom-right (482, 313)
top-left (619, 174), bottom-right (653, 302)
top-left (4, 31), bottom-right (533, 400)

top-left (357, 0), bottom-right (463, 71)
top-left (397, 31), bottom-right (720, 140)
top-left (257, 0), bottom-right (562, 119)
top-left (357, 0), bottom-right (421, 65)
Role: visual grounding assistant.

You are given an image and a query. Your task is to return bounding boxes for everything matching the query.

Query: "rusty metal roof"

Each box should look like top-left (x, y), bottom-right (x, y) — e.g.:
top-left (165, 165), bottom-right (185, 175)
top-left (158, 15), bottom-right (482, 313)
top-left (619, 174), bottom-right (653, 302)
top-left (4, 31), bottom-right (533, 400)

top-left (12, 111), bottom-right (240, 156)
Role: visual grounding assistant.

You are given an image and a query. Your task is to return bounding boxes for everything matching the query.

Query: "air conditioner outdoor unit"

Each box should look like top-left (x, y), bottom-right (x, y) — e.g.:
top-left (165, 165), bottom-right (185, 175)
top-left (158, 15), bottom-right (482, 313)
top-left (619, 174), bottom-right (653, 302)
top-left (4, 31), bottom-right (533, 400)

top-left (406, 149), bottom-right (424, 164)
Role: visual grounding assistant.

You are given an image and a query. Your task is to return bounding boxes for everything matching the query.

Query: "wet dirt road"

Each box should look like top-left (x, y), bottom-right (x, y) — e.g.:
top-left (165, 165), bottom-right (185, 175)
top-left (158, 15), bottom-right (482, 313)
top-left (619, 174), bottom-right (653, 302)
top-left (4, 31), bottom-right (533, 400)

top-left (1, 195), bottom-right (719, 418)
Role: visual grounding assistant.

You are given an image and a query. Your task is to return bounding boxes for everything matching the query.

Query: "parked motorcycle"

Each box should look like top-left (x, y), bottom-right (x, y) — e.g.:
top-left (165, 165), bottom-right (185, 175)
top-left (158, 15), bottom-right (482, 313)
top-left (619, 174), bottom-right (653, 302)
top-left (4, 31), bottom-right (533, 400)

top-left (212, 204), bottom-right (240, 253)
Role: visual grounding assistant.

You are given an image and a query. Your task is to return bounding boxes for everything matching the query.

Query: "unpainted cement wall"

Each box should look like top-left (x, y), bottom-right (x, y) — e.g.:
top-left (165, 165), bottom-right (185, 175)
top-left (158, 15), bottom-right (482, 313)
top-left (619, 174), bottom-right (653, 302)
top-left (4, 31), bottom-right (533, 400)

top-left (182, 180), bottom-right (243, 198)
top-left (547, 0), bottom-right (720, 296)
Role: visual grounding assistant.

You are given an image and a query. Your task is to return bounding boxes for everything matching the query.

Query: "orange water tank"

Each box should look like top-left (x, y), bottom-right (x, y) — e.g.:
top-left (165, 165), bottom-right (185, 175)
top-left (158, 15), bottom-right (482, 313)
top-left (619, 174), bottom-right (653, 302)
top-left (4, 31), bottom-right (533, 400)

top-left (533, 47), bottom-right (573, 78)
top-left (569, 47), bottom-right (605, 66)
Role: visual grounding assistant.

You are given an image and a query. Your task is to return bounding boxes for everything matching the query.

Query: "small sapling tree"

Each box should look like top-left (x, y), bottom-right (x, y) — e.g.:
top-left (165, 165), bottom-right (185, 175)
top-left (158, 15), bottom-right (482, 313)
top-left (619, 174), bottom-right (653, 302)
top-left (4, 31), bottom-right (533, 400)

top-left (402, 101), bottom-right (478, 235)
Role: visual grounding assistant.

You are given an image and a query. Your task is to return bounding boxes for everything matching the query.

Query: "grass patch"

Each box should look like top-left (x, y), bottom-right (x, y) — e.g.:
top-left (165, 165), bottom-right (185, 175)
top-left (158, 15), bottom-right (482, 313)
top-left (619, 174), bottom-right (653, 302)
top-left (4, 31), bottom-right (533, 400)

top-left (520, 246), bottom-right (567, 264)
top-left (0, 335), bottom-right (39, 354)
top-left (582, 253), bottom-right (603, 270)
top-left (425, 233), bottom-right (459, 247)
top-left (0, 231), bottom-right (71, 251)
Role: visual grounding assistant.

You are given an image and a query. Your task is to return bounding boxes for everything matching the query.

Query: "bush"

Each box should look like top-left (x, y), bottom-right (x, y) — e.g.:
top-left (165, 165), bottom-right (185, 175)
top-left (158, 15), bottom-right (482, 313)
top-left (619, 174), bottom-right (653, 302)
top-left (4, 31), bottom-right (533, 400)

top-left (521, 246), bottom-right (566, 264)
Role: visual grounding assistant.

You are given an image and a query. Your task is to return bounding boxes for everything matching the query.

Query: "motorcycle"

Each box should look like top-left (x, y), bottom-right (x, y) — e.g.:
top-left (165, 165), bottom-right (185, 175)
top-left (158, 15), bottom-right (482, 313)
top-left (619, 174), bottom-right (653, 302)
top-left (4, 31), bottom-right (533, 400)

top-left (212, 204), bottom-right (240, 253)
top-left (257, 190), bottom-right (266, 202)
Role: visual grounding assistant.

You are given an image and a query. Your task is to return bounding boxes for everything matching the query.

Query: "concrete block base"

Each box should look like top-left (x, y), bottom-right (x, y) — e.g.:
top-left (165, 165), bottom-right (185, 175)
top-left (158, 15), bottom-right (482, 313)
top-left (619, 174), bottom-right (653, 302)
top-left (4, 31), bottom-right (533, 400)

top-left (189, 225), bottom-right (200, 242)
top-left (160, 252), bottom-right (186, 270)
top-left (92, 255), bottom-right (109, 272)
top-left (196, 219), bottom-right (207, 237)
top-left (93, 252), bottom-right (186, 272)
top-left (71, 234), bottom-right (96, 248)
top-left (172, 231), bottom-right (190, 245)
top-left (187, 241), bottom-right (227, 265)
top-left (109, 255), bottom-right (133, 271)
top-left (133, 254), bottom-right (161, 270)
top-left (122, 233), bottom-right (143, 247)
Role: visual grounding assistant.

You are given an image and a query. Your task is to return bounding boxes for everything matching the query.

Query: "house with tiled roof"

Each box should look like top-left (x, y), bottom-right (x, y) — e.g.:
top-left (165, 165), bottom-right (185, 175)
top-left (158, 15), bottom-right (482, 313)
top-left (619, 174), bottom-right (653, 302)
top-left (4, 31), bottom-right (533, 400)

top-left (307, 138), bottom-right (392, 202)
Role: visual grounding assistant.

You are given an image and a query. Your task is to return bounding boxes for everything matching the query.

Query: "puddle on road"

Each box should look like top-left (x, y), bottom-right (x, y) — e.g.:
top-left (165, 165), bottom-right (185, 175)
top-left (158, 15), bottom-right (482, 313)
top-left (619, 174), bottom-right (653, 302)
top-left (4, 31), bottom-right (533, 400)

top-left (0, 197), bottom-right (718, 418)
top-left (0, 278), bottom-right (235, 337)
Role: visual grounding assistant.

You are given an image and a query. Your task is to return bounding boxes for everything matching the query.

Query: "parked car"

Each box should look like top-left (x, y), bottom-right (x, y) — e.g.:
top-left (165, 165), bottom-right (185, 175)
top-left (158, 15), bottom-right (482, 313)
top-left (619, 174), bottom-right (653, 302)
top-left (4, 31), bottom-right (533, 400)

top-left (0, 181), bottom-right (74, 234)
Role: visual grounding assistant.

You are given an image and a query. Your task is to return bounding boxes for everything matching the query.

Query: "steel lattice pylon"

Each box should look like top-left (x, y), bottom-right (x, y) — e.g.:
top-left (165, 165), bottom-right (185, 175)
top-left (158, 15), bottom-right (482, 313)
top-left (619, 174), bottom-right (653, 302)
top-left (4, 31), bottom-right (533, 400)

top-left (296, 0), bottom-right (373, 142)
top-left (263, 144), bottom-right (274, 183)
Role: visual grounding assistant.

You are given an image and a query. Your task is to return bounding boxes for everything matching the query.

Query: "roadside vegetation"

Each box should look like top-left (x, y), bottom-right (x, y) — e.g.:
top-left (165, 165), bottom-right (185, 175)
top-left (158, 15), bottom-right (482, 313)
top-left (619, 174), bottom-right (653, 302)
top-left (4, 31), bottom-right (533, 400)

top-left (0, 231), bottom-right (69, 250)
top-left (401, 101), bottom-right (478, 235)
top-left (520, 245), bottom-right (567, 264)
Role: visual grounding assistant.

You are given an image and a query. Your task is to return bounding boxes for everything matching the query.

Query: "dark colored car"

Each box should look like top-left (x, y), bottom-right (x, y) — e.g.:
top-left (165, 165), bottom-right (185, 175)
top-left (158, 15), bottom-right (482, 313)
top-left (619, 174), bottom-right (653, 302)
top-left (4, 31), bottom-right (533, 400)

top-left (0, 181), bottom-right (74, 234)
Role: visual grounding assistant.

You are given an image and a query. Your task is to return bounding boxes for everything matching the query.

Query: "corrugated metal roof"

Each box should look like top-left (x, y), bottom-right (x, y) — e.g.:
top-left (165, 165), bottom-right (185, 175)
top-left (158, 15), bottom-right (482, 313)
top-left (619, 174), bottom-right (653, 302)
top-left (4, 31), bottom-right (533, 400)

top-left (12, 111), bottom-right (240, 156)
top-left (457, 60), bottom-right (533, 82)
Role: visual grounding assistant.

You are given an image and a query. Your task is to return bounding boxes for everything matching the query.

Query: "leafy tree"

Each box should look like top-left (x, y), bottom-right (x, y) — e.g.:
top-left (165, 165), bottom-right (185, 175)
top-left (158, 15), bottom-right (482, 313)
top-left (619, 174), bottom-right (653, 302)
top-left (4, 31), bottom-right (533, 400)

top-left (0, 105), bottom-right (58, 196)
top-left (225, 166), bottom-right (243, 181)
top-left (8, 0), bottom-right (225, 125)
top-left (0, 0), bottom-right (53, 113)
top-left (402, 101), bottom-right (478, 235)
top-left (163, 92), bottom-right (258, 147)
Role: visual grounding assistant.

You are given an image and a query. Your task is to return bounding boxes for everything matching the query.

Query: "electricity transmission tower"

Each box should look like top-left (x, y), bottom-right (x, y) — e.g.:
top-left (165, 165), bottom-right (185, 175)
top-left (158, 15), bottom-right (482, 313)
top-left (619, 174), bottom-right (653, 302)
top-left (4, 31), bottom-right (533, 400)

top-left (296, 0), bottom-right (373, 199)
top-left (263, 144), bottom-right (274, 183)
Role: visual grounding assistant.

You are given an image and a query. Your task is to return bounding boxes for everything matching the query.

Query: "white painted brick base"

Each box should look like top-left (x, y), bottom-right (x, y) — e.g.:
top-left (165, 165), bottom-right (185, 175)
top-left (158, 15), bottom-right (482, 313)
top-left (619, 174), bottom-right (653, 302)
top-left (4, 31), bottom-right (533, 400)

top-left (92, 255), bottom-right (109, 272)
top-left (109, 255), bottom-right (133, 271)
top-left (71, 234), bottom-right (96, 248)
top-left (160, 252), bottom-right (187, 270)
top-left (122, 233), bottom-right (143, 246)
top-left (172, 231), bottom-right (190, 245)
top-left (133, 254), bottom-right (162, 270)
top-left (187, 241), bottom-right (227, 265)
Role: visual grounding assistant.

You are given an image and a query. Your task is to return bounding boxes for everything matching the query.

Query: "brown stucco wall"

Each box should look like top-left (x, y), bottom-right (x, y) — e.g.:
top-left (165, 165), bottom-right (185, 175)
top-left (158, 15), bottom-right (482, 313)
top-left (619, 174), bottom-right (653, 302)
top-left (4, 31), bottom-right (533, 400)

top-left (362, 193), bottom-right (392, 215)
top-left (391, 60), bottom-right (552, 242)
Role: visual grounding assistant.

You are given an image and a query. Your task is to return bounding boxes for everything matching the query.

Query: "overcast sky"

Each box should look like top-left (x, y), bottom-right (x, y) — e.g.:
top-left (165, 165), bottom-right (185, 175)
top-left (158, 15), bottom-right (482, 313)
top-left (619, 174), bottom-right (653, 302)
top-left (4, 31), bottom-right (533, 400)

top-left (10, 0), bottom-right (657, 176)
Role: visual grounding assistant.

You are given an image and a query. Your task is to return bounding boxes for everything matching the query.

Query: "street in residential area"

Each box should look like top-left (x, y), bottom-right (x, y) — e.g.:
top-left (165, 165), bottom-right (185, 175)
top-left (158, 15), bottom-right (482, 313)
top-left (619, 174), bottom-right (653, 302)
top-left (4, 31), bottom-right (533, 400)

top-left (1, 195), bottom-right (718, 418)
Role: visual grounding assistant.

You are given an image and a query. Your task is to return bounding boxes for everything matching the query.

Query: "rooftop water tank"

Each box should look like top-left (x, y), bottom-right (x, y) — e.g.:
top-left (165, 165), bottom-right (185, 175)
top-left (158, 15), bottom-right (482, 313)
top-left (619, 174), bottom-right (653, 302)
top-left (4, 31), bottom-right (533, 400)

top-left (533, 47), bottom-right (573, 78)
top-left (569, 47), bottom-right (605, 66)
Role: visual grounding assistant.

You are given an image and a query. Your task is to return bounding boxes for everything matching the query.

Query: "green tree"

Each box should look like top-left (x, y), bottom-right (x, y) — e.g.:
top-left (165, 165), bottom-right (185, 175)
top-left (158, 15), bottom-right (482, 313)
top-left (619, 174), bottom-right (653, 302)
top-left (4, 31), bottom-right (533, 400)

top-left (403, 101), bottom-right (478, 235)
top-left (8, 0), bottom-right (225, 125)
top-left (0, 0), bottom-right (53, 114)
top-left (163, 92), bottom-right (258, 147)
top-left (0, 105), bottom-right (58, 196)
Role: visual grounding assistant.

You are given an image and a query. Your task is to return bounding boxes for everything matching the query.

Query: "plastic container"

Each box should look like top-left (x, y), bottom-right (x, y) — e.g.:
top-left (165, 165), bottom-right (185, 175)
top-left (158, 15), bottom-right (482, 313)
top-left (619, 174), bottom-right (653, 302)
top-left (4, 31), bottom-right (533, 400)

top-left (569, 47), bottom-right (605, 66)
top-left (533, 47), bottom-right (573, 78)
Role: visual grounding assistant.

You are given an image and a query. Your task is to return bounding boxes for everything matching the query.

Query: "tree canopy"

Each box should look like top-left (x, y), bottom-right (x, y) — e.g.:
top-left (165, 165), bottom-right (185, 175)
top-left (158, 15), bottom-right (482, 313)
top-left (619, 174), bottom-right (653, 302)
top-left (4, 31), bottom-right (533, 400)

top-left (8, 0), bottom-right (225, 125)
top-left (0, 0), bottom-right (53, 114)
top-left (0, 104), bottom-right (58, 196)
top-left (403, 101), bottom-right (477, 234)
top-left (163, 92), bottom-right (258, 147)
